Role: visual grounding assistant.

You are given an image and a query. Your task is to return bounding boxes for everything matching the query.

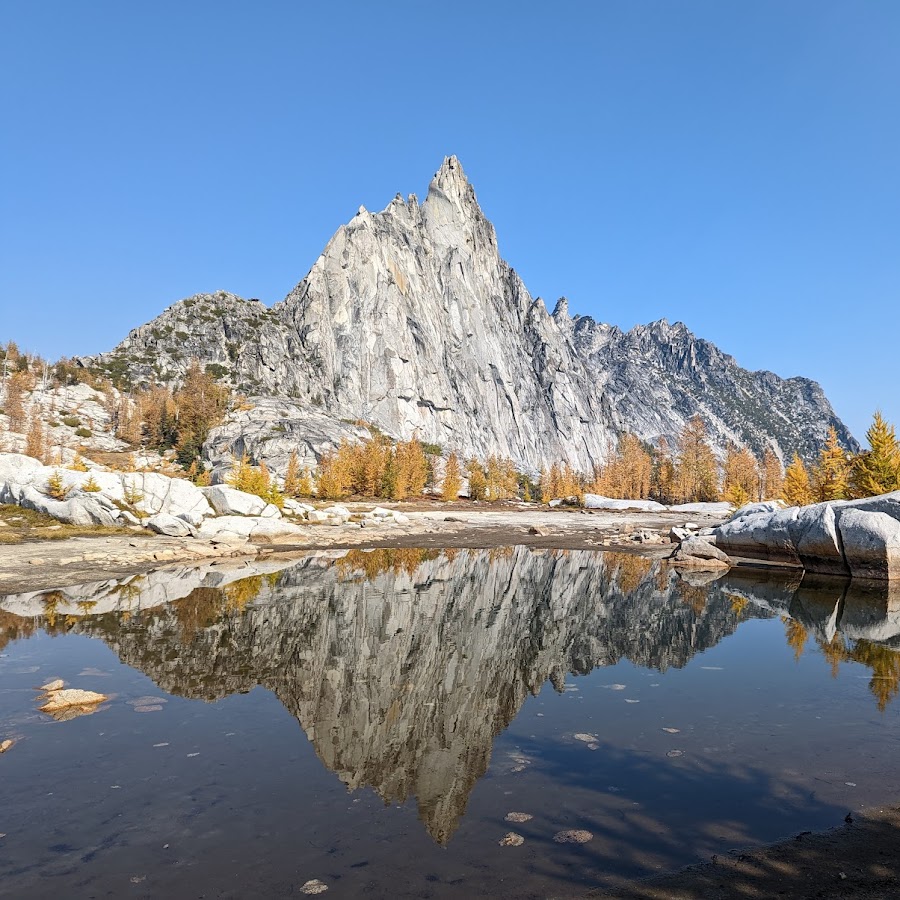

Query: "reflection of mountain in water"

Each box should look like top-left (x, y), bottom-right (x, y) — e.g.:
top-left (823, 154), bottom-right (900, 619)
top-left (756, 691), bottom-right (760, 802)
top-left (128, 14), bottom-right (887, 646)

top-left (0, 549), bottom-right (750, 842)
top-left (3, 549), bottom-right (899, 841)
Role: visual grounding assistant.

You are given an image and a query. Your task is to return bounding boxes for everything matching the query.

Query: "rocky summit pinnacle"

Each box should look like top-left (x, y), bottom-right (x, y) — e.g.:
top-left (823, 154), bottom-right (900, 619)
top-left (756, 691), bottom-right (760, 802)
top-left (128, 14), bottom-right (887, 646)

top-left (83, 158), bottom-right (857, 476)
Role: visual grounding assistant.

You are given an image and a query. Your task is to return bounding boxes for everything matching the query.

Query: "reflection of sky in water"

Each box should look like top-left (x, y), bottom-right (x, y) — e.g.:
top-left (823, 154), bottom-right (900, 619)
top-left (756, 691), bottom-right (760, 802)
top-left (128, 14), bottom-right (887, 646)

top-left (0, 548), bottom-right (898, 898)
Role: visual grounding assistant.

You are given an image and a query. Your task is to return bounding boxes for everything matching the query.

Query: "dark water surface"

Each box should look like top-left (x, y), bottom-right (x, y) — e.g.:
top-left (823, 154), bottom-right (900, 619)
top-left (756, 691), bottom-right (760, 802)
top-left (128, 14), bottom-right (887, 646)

top-left (1, 547), bottom-right (899, 898)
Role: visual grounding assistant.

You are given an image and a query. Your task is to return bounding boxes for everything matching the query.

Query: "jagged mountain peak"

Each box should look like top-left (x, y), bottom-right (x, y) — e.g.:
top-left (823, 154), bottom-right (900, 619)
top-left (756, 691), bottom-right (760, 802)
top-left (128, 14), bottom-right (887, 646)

top-left (422, 156), bottom-right (496, 252)
top-left (83, 157), bottom-right (857, 474)
top-left (428, 154), bottom-right (470, 195)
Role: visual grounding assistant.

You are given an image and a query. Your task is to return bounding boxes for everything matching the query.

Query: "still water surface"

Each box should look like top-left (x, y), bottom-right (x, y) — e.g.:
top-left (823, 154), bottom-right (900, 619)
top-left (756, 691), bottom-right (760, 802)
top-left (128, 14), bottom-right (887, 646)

top-left (1, 547), bottom-right (899, 898)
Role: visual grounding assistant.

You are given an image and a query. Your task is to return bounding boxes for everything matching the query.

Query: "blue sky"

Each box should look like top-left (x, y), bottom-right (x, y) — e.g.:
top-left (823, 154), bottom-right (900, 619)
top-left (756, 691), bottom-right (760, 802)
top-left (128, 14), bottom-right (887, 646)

top-left (2, 1), bottom-right (898, 442)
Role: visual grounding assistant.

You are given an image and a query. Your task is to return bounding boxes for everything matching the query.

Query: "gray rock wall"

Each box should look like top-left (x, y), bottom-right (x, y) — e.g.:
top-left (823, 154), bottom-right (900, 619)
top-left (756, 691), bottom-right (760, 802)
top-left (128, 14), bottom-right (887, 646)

top-left (82, 157), bottom-right (856, 474)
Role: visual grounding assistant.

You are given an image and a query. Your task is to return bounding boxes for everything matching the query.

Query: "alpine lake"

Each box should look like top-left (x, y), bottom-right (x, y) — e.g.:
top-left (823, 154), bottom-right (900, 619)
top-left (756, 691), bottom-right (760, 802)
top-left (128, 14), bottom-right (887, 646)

top-left (1, 546), bottom-right (898, 898)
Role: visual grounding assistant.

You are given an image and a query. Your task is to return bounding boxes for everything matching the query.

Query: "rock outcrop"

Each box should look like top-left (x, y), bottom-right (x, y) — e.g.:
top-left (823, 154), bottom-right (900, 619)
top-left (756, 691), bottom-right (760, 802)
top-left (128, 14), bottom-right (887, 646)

top-left (0, 451), bottom-right (322, 538)
top-left (82, 157), bottom-right (856, 476)
top-left (715, 492), bottom-right (900, 580)
top-left (671, 535), bottom-right (732, 569)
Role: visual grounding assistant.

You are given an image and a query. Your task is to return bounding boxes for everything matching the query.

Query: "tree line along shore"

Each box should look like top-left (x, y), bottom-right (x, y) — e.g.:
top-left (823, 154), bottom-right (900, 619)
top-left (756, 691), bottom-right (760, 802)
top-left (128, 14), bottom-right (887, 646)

top-left (1, 343), bottom-right (897, 512)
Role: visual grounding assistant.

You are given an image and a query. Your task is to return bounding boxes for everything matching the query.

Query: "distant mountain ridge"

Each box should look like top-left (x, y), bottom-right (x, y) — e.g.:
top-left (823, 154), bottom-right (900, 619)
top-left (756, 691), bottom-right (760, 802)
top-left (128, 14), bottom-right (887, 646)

top-left (82, 156), bottom-right (856, 472)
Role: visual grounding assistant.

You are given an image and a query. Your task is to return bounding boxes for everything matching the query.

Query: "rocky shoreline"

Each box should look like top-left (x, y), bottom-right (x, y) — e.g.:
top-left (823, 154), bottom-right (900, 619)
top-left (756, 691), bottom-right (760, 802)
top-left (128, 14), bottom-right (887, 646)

top-left (0, 505), bottom-right (728, 595)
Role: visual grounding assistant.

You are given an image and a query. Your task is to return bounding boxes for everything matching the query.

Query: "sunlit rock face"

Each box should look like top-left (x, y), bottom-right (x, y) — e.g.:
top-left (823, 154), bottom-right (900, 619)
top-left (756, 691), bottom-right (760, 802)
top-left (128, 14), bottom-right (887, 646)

top-left (716, 492), bottom-right (900, 580)
top-left (83, 157), bottom-right (855, 475)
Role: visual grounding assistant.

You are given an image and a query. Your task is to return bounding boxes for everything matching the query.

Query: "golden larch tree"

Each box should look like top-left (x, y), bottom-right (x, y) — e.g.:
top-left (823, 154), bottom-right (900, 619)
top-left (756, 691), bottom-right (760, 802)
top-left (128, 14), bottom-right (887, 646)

top-left (782, 452), bottom-right (814, 506)
top-left (650, 437), bottom-right (677, 504)
top-left (722, 444), bottom-right (758, 507)
top-left (4, 371), bottom-right (28, 430)
top-left (25, 409), bottom-right (46, 461)
top-left (812, 426), bottom-right (850, 502)
top-left (850, 411), bottom-right (900, 498)
top-left (316, 441), bottom-right (355, 499)
top-left (466, 458), bottom-right (487, 500)
top-left (675, 416), bottom-right (719, 503)
top-left (441, 452), bottom-right (462, 501)
top-left (760, 448), bottom-right (783, 500)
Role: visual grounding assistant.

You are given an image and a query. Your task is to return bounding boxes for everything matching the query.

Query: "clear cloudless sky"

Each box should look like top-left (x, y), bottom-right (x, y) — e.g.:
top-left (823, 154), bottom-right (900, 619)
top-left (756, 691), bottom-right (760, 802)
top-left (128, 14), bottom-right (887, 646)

top-left (1, 1), bottom-right (898, 443)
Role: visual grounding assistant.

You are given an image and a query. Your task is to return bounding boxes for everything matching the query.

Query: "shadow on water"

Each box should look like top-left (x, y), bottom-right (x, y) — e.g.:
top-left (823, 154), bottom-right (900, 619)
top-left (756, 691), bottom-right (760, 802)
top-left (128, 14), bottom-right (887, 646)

top-left (585, 807), bottom-right (900, 899)
top-left (511, 737), bottom-right (850, 891)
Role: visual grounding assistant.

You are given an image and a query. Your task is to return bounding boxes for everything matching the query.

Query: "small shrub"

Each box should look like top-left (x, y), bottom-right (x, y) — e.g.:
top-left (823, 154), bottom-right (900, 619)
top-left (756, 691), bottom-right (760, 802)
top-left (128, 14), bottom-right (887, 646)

top-left (45, 470), bottom-right (71, 501)
top-left (61, 416), bottom-right (80, 428)
top-left (74, 427), bottom-right (92, 438)
top-left (205, 363), bottom-right (229, 381)
top-left (123, 479), bottom-right (144, 507)
top-left (81, 474), bottom-right (101, 492)
top-left (68, 452), bottom-right (89, 472)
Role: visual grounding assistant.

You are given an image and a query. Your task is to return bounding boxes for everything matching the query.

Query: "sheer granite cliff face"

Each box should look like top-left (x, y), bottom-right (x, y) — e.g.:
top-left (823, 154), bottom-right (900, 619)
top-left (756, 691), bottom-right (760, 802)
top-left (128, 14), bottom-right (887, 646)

top-left (49, 549), bottom-right (753, 843)
top-left (84, 157), bottom-right (855, 472)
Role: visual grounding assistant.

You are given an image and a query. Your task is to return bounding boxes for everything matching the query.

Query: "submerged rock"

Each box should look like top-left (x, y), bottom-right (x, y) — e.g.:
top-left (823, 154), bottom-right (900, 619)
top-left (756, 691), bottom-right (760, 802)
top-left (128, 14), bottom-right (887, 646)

top-left (504, 812), bottom-right (533, 823)
top-left (553, 829), bottom-right (593, 843)
top-left (499, 832), bottom-right (525, 846)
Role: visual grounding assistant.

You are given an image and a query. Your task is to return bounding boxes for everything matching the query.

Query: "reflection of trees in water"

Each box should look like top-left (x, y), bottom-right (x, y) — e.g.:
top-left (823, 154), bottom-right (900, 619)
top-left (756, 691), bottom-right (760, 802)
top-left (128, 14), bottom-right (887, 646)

top-left (728, 593), bottom-right (751, 618)
top-left (605, 552), bottom-right (653, 595)
top-left (675, 578), bottom-right (708, 616)
top-left (817, 634), bottom-right (900, 712)
top-left (782, 617), bottom-right (808, 662)
top-left (171, 573), bottom-right (283, 643)
top-left (0, 608), bottom-right (40, 651)
top-left (336, 547), bottom-right (440, 579)
top-left (173, 587), bottom-right (232, 644)
top-left (12, 548), bottom-right (755, 844)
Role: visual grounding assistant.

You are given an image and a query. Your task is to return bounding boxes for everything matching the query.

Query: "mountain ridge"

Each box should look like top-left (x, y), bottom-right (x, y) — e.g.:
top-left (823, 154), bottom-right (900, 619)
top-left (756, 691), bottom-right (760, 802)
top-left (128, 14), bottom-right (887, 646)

top-left (81, 156), bottom-right (857, 474)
